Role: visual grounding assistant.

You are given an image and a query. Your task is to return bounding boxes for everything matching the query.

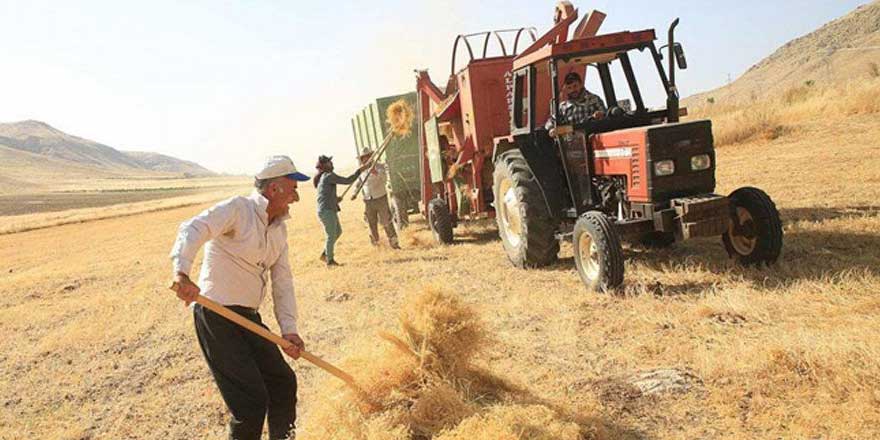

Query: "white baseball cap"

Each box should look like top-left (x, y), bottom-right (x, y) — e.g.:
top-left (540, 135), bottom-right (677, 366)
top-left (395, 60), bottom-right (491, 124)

top-left (255, 155), bottom-right (310, 181)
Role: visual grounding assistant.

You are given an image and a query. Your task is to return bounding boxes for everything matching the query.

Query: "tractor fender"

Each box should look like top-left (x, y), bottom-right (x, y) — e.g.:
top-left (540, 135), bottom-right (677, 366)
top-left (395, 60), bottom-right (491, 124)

top-left (492, 135), bottom-right (517, 164)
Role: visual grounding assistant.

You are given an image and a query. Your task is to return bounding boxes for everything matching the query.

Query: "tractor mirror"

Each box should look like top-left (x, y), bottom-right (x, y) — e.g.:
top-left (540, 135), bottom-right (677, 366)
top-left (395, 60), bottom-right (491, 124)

top-left (674, 43), bottom-right (688, 69)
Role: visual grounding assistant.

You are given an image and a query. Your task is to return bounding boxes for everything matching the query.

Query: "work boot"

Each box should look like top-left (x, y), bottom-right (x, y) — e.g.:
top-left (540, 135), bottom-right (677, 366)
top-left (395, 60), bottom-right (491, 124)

top-left (319, 251), bottom-right (326, 262)
top-left (390, 241), bottom-right (401, 250)
top-left (326, 259), bottom-right (340, 267)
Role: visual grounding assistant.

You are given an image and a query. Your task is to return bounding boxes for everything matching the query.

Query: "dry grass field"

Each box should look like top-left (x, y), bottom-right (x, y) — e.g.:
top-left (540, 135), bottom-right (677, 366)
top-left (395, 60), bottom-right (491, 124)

top-left (0, 176), bottom-right (250, 235)
top-left (1, 84), bottom-right (879, 439)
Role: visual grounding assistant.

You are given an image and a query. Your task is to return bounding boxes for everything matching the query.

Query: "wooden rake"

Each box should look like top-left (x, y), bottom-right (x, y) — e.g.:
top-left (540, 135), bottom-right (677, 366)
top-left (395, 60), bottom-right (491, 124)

top-left (169, 282), bottom-right (371, 401)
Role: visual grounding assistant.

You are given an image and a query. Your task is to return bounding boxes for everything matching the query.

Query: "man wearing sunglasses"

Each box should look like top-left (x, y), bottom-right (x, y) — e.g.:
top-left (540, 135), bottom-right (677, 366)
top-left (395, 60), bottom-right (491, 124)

top-left (170, 155), bottom-right (309, 440)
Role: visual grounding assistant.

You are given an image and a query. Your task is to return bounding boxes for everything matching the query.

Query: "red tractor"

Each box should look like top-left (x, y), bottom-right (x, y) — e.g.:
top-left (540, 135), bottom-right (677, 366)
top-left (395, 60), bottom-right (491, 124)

top-left (416, 2), bottom-right (783, 290)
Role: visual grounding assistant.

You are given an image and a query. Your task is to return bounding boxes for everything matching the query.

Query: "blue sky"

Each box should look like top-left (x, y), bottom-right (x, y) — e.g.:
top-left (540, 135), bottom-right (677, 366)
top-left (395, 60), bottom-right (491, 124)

top-left (0, 0), bottom-right (868, 173)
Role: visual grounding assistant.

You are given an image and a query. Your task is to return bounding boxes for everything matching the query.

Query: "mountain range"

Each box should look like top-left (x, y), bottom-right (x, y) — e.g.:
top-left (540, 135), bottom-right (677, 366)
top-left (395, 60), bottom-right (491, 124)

top-left (0, 120), bottom-right (215, 178)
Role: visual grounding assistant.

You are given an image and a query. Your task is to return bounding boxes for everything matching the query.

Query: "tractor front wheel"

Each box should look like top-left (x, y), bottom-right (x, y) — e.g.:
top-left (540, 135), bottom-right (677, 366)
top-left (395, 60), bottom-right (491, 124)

top-left (573, 211), bottom-right (625, 292)
top-left (722, 187), bottom-right (783, 265)
top-left (428, 198), bottom-right (454, 244)
top-left (493, 150), bottom-right (559, 268)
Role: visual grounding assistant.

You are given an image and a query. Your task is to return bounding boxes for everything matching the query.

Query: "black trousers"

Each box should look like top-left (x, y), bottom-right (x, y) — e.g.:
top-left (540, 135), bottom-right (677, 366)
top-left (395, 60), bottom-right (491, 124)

top-left (194, 304), bottom-right (297, 440)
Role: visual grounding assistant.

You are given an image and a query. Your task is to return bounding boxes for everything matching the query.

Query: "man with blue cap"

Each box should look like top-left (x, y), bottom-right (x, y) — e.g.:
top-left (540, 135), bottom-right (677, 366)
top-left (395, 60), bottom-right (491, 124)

top-left (169, 155), bottom-right (310, 440)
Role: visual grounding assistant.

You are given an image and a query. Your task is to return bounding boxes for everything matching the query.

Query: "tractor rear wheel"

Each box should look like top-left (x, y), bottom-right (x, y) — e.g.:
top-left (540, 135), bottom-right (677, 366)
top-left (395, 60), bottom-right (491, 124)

top-left (428, 198), bottom-right (454, 244)
top-left (722, 187), bottom-right (783, 265)
top-left (493, 150), bottom-right (559, 268)
top-left (573, 211), bottom-right (625, 292)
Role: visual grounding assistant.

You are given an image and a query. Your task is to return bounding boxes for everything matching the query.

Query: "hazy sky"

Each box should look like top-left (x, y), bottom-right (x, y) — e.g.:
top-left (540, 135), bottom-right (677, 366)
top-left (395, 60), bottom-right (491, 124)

top-left (0, 0), bottom-right (868, 174)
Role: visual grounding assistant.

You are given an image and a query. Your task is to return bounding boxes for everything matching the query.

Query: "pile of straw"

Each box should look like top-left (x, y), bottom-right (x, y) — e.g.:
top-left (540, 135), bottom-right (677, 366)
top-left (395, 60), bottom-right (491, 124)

top-left (299, 287), bottom-right (598, 440)
top-left (386, 99), bottom-right (414, 137)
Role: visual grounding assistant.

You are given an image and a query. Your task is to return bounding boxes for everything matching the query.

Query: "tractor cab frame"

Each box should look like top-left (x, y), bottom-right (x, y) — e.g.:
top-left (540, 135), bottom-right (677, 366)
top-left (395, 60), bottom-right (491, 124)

top-left (414, 2), bottom-right (783, 291)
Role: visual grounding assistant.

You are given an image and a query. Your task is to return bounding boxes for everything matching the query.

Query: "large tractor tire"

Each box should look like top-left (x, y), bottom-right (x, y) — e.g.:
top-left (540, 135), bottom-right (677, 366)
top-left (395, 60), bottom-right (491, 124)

top-left (428, 198), bottom-right (454, 244)
top-left (573, 211), bottom-right (625, 292)
top-left (722, 186), bottom-right (783, 266)
top-left (390, 196), bottom-right (409, 231)
top-left (493, 150), bottom-right (559, 268)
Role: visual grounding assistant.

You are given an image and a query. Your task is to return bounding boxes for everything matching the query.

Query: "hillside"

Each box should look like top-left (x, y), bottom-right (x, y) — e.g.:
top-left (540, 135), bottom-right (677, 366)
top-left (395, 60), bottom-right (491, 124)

top-left (123, 151), bottom-right (215, 177)
top-left (0, 144), bottom-right (131, 193)
top-left (0, 120), bottom-right (215, 179)
top-left (687, 0), bottom-right (880, 107)
top-left (0, 120), bottom-right (143, 170)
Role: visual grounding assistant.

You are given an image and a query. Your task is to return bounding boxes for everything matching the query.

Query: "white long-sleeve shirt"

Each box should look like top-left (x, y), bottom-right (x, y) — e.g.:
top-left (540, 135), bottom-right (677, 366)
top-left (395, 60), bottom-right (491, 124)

top-left (360, 163), bottom-right (388, 200)
top-left (169, 190), bottom-right (299, 334)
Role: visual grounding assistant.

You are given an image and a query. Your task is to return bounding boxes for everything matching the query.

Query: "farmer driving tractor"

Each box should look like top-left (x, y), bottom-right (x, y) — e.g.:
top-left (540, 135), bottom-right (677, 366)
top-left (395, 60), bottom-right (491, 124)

top-left (545, 71), bottom-right (606, 135)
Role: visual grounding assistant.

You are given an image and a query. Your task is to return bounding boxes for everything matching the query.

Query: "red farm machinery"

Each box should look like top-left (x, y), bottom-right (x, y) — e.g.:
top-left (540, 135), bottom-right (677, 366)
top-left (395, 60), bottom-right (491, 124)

top-left (415, 2), bottom-right (783, 291)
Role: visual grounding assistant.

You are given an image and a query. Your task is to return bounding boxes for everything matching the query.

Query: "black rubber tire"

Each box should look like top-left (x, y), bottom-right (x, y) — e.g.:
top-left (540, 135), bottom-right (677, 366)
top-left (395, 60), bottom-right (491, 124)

top-left (493, 149), bottom-right (559, 268)
top-left (428, 198), bottom-right (454, 244)
top-left (390, 196), bottom-right (409, 231)
top-left (573, 211), bottom-right (625, 292)
top-left (638, 231), bottom-right (676, 248)
top-left (722, 186), bottom-right (783, 266)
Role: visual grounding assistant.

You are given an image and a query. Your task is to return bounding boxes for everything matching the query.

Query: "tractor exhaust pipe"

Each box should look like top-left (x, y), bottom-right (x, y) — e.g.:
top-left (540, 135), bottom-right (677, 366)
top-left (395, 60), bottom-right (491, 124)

top-left (667, 18), bottom-right (680, 123)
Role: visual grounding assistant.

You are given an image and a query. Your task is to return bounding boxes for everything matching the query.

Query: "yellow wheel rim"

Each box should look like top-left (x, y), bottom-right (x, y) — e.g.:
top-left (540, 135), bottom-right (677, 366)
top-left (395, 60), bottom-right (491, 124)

top-left (729, 207), bottom-right (757, 255)
top-left (578, 231), bottom-right (600, 281)
top-left (499, 178), bottom-right (522, 247)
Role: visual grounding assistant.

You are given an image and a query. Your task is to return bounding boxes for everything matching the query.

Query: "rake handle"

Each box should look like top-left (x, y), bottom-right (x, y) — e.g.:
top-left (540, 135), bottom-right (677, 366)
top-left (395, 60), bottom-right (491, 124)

top-left (169, 282), bottom-right (358, 388)
top-left (340, 132), bottom-right (394, 200)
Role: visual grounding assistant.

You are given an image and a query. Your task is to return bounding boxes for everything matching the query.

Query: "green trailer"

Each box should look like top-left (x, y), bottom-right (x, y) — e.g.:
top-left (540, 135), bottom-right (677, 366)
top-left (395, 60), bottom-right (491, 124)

top-left (350, 91), bottom-right (420, 229)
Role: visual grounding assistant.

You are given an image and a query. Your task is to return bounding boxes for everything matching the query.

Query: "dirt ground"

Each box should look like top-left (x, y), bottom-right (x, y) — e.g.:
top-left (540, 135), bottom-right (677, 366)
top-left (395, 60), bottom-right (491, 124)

top-left (0, 114), bottom-right (879, 439)
top-left (0, 187), bottom-right (239, 216)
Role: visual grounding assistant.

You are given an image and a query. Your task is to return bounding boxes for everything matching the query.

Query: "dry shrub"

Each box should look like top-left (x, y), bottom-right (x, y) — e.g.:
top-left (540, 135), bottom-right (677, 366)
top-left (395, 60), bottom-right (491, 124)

top-left (299, 288), bottom-right (589, 440)
top-left (435, 404), bottom-right (583, 440)
top-left (386, 99), bottom-right (414, 137)
top-left (782, 85), bottom-right (813, 106)
top-left (714, 109), bottom-right (790, 147)
top-left (838, 79), bottom-right (880, 115)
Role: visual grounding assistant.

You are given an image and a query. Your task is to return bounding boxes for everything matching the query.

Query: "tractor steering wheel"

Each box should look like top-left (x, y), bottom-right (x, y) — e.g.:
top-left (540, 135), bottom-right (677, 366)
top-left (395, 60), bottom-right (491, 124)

top-left (606, 106), bottom-right (627, 119)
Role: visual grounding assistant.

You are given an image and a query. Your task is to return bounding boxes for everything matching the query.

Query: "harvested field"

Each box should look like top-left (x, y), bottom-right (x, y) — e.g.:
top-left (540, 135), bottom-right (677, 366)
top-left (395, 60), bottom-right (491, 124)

top-left (0, 186), bottom-right (240, 216)
top-left (1, 85), bottom-right (880, 439)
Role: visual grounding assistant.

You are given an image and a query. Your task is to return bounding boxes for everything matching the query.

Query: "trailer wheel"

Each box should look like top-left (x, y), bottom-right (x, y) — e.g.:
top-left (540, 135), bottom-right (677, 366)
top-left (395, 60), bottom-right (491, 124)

top-left (390, 196), bottom-right (409, 231)
top-left (722, 187), bottom-right (783, 265)
top-left (573, 211), bottom-right (625, 292)
top-left (428, 198), bottom-right (454, 244)
top-left (638, 231), bottom-right (676, 248)
top-left (493, 150), bottom-right (559, 268)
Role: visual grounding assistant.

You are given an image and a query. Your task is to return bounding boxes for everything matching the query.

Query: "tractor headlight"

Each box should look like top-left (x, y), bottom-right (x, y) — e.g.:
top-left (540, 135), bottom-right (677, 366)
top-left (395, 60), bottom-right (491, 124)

top-left (654, 160), bottom-right (675, 176)
top-left (691, 154), bottom-right (711, 171)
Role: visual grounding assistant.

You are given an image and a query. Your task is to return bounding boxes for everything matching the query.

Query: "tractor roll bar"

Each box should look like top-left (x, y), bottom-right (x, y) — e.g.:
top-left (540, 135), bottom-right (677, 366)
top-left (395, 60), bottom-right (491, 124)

top-left (451, 28), bottom-right (537, 75)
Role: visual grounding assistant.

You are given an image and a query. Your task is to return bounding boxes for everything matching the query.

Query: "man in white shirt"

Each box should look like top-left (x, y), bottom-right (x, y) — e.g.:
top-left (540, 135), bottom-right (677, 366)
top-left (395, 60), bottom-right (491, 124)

top-left (170, 155), bottom-right (308, 440)
top-left (357, 149), bottom-right (399, 249)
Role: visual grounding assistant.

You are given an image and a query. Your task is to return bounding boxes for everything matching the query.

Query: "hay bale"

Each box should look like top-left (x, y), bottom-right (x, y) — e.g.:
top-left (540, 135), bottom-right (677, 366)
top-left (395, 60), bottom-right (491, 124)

top-left (434, 404), bottom-right (582, 440)
top-left (386, 99), bottom-right (414, 137)
top-left (299, 288), bottom-right (597, 440)
top-left (408, 380), bottom-right (477, 437)
top-left (399, 287), bottom-right (487, 375)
